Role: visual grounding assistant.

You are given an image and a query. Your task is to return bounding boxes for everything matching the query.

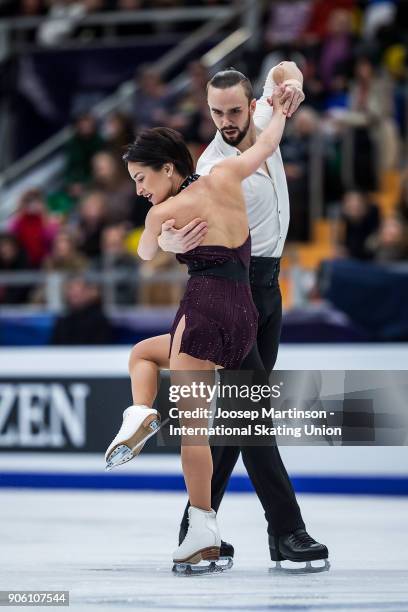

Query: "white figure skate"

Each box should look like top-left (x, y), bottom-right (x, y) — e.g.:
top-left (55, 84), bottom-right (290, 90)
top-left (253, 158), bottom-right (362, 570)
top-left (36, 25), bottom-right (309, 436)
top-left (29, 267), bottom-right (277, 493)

top-left (172, 506), bottom-right (233, 576)
top-left (105, 405), bottom-right (161, 471)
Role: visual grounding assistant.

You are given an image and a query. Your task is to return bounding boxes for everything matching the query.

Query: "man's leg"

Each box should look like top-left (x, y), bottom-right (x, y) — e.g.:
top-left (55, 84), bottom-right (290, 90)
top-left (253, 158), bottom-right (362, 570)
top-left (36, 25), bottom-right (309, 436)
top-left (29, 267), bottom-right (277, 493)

top-left (241, 280), bottom-right (328, 567)
top-left (241, 446), bottom-right (305, 536)
top-left (240, 282), bottom-right (305, 536)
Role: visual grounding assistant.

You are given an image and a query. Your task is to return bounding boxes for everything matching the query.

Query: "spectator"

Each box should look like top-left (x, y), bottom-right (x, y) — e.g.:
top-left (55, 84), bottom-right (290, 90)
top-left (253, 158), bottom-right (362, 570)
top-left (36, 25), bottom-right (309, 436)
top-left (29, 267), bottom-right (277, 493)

top-left (139, 251), bottom-right (184, 306)
top-left (319, 8), bottom-right (354, 91)
top-left (30, 229), bottom-right (89, 305)
top-left (43, 229), bottom-right (89, 272)
top-left (102, 111), bottom-right (134, 160)
top-left (300, 57), bottom-right (326, 111)
top-left (0, 234), bottom-right (30, 304)
top-left (133, 64), bottom-right (173, 130)
top-left (383, 44), bottom-right (407, 138)
top-left (293, 5), bottom-right (354, 112)
top-left (303, 0), bottom-right (355, 42)
top-left (37, 0), bottom-right (87, 46)
top-left (338, 190), bottom-right (381, 260)
top-left (95, 224), bottom-right (138, 305)
top-left (348, 56), bottom-right (399, 178)
top-left (362, 0), bottom-right (397, 41)
top-left (127, 193), bottom-right (151, 230)
top-left (9, 189), bottom-right (59, 268)
top-left (320, 114), bottom-right (345, 206)
top-left (367, 216), bottom-right (408, 262)
top-left (21, 0), bottom-right (46, 16)
top-left (264, 1), bottom-right (313, 47)
top-left (91, 151), bottom-right (135, 224)
top-left (51, 274), bottom-right (114, 344)
top-left (64, 112), bottom-right (105, 200)
top-left (280, 107), bottom-right (319, 241)
top-left (73, 190), bottom-right (108, 260)
top-left (171, 61), bottom-right (214, 156)
top-left (37, 0), bottom-right (106, 46)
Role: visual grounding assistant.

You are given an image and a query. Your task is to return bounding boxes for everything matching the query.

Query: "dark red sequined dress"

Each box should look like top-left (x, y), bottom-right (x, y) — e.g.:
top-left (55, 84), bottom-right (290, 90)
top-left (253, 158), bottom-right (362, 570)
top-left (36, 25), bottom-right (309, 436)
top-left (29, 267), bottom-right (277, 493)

top-left (168, 175), bottom-right (258, 369)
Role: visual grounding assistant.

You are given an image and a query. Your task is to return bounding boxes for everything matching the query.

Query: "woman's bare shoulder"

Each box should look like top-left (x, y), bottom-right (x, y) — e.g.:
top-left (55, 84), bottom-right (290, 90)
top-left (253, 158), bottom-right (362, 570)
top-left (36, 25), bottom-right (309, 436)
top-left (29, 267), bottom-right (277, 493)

top-left (207, 161), bottom-right (238, 185)
top-left (148, 182), bottom-right (205, 227)
top-left (205, 164), bottom-right (242, 200)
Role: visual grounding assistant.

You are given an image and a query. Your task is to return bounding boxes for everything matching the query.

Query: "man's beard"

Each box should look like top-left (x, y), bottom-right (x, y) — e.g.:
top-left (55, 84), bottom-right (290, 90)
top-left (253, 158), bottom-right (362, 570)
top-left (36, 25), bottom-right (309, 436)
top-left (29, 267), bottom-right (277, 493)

top-left (220, 114), bottom-right (251, 146)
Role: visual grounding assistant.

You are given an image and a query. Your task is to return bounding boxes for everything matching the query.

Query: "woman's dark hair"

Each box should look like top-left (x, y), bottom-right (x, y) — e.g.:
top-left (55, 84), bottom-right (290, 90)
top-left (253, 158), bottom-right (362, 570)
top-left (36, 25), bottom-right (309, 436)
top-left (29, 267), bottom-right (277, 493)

top-left (206, 67), bottom-right (254, 102)
top-left (122, 127), bottom-right (194, 177)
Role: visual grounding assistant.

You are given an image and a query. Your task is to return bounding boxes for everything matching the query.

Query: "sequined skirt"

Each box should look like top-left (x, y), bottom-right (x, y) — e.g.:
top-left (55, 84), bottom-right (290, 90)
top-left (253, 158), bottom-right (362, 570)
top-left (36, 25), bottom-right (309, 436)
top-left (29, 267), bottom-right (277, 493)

top-left (169, 275), bottom-right (258, 369)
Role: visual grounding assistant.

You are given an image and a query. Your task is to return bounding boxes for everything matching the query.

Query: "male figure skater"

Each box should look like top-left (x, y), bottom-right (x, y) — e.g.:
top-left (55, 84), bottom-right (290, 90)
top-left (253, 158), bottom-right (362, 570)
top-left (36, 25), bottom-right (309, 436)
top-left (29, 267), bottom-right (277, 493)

top-left (158, 63), bottom-right (329, 571)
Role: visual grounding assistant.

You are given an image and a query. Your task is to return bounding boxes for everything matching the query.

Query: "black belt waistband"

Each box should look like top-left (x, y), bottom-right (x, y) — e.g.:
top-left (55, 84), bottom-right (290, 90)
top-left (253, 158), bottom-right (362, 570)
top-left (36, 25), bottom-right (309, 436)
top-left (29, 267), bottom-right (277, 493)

top-left (187, 257), bottom-right (280, 285)
top-left (249, 256), bottom-right (280, 287)
top-left (188, 259), bottom-right (249, 282)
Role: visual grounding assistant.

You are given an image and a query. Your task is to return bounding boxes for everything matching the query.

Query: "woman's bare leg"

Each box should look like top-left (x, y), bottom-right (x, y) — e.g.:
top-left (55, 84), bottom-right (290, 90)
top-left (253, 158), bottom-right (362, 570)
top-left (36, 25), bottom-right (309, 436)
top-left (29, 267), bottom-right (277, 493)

top-left (128, 334), bottom-right (170, 406)
top-left (170, 316), bottom-right (217, 512)
top-left (105, 334), bottom-right (171, 469)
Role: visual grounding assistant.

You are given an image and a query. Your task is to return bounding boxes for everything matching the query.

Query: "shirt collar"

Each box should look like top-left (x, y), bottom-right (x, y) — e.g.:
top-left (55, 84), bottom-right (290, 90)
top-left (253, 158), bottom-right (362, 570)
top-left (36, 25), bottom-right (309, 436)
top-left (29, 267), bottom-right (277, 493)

top-left (214, 129), bottom-right (240, 157)
top-left (214, 127), bottom-right (273, 179)
top-left (214, 125), bottom-right (264, 157)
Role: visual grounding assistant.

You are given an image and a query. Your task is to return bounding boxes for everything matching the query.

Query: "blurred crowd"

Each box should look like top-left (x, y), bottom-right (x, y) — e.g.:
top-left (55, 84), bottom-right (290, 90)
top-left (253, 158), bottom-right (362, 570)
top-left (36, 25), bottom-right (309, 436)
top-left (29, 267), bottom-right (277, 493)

top-left (0, 0), bottom-right (233, 45)
top-left (0, 57), bottom-right (218, 322)
top-left (0, 0), bottom-right (230, 22)
top-left (1, 0), bottom-right (408, 337)
top-left (252, 0), bottom-right (408, 262)
top-left (0, 0), bottom-right (229, 15)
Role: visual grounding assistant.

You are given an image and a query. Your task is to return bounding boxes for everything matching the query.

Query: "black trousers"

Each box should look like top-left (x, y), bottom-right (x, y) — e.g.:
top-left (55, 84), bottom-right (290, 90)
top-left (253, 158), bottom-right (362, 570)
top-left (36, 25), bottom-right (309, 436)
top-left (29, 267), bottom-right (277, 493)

top-left (179, 256), bottom-right (305, 540)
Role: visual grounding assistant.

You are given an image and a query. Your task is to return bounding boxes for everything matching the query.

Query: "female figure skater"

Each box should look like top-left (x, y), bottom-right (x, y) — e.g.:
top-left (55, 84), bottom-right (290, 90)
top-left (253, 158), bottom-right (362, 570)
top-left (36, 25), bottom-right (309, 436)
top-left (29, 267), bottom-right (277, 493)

top-left (105, 86), bottom-right (286, 571)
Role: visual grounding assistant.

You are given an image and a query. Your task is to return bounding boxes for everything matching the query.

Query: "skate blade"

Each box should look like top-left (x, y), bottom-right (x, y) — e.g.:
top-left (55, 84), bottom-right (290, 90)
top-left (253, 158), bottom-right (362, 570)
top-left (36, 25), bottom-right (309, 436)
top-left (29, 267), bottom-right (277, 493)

top-left (269, 559), bottom-right (330, 575)
top-left (172, 557), bottom-right (233, 576)
top-left (105, 445), bottom-right (134, 471)
top-left (105, 418), bottom-right (161, 471)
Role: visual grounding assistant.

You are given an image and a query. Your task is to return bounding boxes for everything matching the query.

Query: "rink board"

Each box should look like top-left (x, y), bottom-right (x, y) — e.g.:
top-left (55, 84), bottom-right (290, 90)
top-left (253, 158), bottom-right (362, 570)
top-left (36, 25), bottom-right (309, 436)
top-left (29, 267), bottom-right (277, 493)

top-left (1, 345), bottom-right (408, 495)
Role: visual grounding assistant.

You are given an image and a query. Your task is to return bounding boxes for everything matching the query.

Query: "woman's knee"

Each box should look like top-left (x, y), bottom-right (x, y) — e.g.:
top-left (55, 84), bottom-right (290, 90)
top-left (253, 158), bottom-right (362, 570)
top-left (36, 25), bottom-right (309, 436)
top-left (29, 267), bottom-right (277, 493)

top-left (128, 340), bottom-right (150, 371)
top-left (129, 335), bottom-right (170, 373)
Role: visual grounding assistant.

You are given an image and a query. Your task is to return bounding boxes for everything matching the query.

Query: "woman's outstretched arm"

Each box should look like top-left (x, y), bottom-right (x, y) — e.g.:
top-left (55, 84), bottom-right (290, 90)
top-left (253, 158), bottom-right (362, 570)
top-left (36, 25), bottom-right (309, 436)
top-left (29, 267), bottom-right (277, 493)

top-left (213, 87), bottom-right (287, 184)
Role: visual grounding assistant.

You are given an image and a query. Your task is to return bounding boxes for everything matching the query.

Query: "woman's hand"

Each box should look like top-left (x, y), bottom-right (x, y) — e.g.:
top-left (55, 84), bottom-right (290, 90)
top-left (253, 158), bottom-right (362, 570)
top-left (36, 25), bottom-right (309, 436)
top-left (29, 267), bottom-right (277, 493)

top-left (267, 80), bottom-right (305, 117)
top-left (158, 218), bottom-right (208, 253)
top-left (271, 87), bottom-right (285, 114)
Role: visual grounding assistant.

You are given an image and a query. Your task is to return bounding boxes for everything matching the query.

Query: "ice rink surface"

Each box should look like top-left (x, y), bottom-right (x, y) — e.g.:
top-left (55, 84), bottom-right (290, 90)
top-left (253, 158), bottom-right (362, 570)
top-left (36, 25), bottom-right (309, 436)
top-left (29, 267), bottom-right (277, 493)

top-left (1, 490), bottom-right (408, 612)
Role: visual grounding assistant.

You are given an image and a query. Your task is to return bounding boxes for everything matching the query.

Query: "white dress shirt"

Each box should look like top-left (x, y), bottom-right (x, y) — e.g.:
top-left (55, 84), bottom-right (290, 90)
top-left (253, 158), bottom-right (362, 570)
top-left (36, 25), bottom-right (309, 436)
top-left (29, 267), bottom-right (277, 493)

top-left (196, 80), bottom-right (290, 258)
